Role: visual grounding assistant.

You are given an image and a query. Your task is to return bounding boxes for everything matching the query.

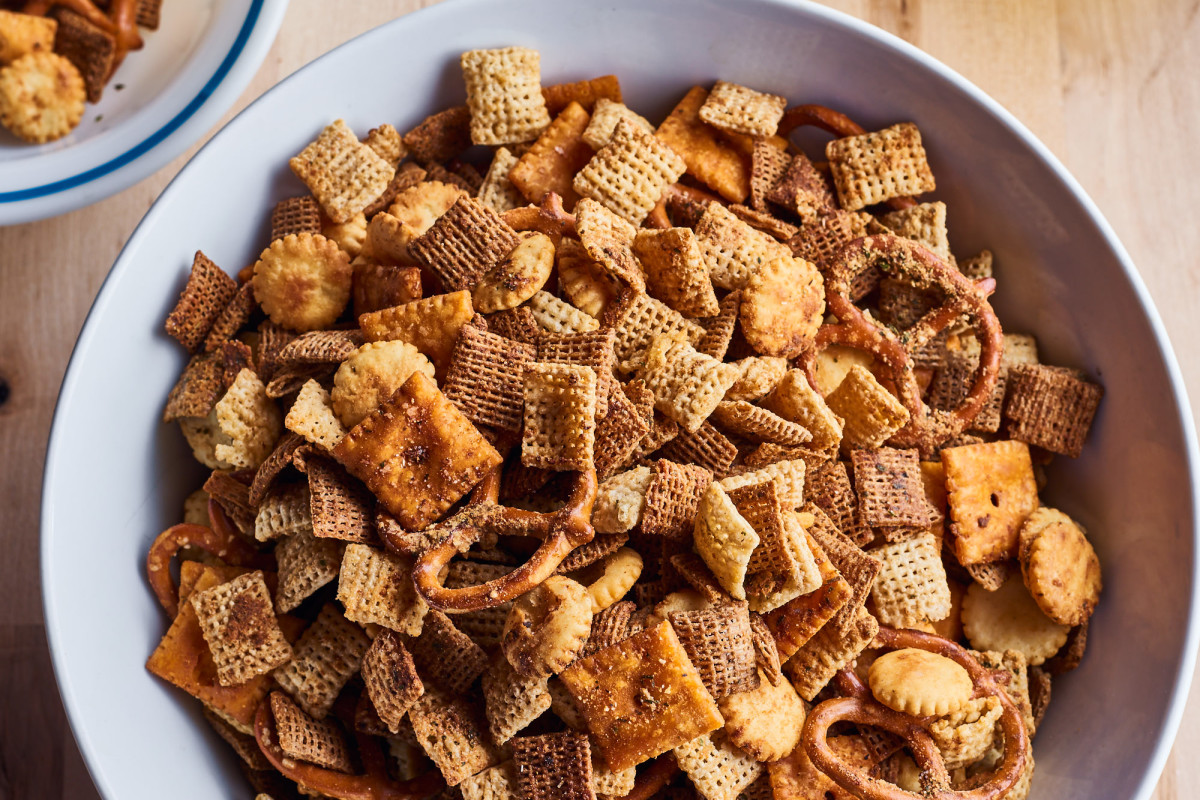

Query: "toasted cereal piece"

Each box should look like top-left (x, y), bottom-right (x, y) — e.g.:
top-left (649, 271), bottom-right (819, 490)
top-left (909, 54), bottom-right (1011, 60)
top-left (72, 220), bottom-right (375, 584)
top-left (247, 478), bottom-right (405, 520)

top-left (509, 100), bottom-right (594, 208)
top-left (958, 249), bottom-right (994, 281)
top-left (851, 447), bottom-right (940, 527)
top-left (727, 480), bottom-right (798, 597)
top-left (655, 86), bottom-right (750, 203)
top-left (182, 488), bottom-right (211, 527)
top-left (252, 233), bottom-right (351, 332)
top-left (253, 475), bottom-right (308, 543)
top-left (692, 483), bottom-right (759, 601)
top-left (478, 147), bottom-right (525, 213)
top-left (334, 371), bottom-right (502, 529)
top-left (1044, 618), bottom-right (1089, 675)
top-left (522, 362), bottom-right (598, 471)
top-left (369, 182), bottom-right (467, 263)
top-left (557, 238), bottom-right (621, 321)
top-left (502, 575), bottom-right (593, 678)
top-left (274, 528), bottom-right (342, 613)
top-left (575, 197), bottom-right (645, 291)
top-left (673, 730), bottom-right (764, 800)
top-left (409, 689), bottom-right (501, 786)
top-left (165, 252), bottom-right (239, 353)
top-left (408, 609), bottom-right (489, 694)
top-left (668, 603), bottom-right (758, 699)
top-left (594, 383), bottom-right (653, 480)
top-left (1004, 364), bottom-right (1103, 458)
top-left (442, 325), bottom-right (537, 431)
top-left (212, 369), bottom-right (281, 469)
top-left (290, 120), bottom-right (393, 223)
top-left (869, 648), bottom-right (973, 716)
top-left (482, 657), bottom-right (552, 745)
top-left (527, 289), bottom-right (601, 334)
top-left (880, 201), bottom-right (952, 262)
top-left (0, 10), bottom-right (56, 64)
top-left (961, 576), bottom-right (1069, 666)
top-left (460, 761), bottom-right (520, 800)
top-left (740, 256), bottom-right (825, 358)
top-left (608, 290), bottom-right (705, 364)
top-left (190, 571), bottom-right (293, 686)
top-left (784, 604), bottom-right (879, 700)
top-left (580, 97), bottom-right (652, 151)
top-left (579, 599), bottom-right (636, 658)
top-left (202, 282), bottom-right (256, 353)
top-left (1018, 507), bottom-right (1101, 626)
top-left (698, 80), bottom-right (786, 138)
top-left (202, 470), bottom-right (256, 538)
top-left (592, 466), bottom-right (651, 534)
top-left (559, 621), bottom-right (723, 771)
top-left (360, 630), bottom-right (423, 734)
top-left (694, 202), bottom-right (792, 292)
top-left (362, 123), bottom-right (405, 168)
top-left (359, 289), bottom-right (475, 380)
top-left (929, 696), bottom-right (1003, 770)
top-left (178, 409), bottom-right (234, 469)
top-left (330, 340), bottom-right (436, 429)
top-left (338, 543), bottom-right (428, 635)
top-left (632, 227), bottom-right (720, 318)
top-left (637, 335), bottom-right (740, 434)
top-left (403, 105), bottom-right (472, 164)
top-left (573, 118), bottom-right (686, 225)
top-left (365, 160), bottom-right (429, 218)
top-left (136, 0), bottom-right (163, 30)
top-left (749, 509), bottom-right (823, 614)
top-left (747, 612), bottom-right (783, 685)
top-left (285, 379), bottom-right (346, 452)
top-left (696, 289), bottom-right (741, 361)
top-left (275, 330), bottom-right (362, 370)
top-left (50, 8), bottom-right (113, 104)
top-left (871, 531), bottom-right (952, 628)
top-left (718, 667), bottom-right (805, 761)
top-left (275, 603), bottom-right (370, 718)
top-left (725, 357), bottom-right (787, 403)
top-left (461, 47), bottom-right (551, 145)
top-left (824, 364), bottom-right (909, 452)
top-left (712, 401), bottom-right (811, 447)
top-left (164, 351), bottom-right (227, 424)
top-left (542, 74), bottom-right (622, 115)
top-left (766, 152), bottom-right (837, 223)
top-left (410, 196), bottom-right (523, 292)
top-left (825, 122), bottom-right (936, 211)
top-left (0, 50), bottom-right (83, 142)
top-left (537, 329), bottom-right (616, 418)
top-left (729, 204), bottom-right (800, 242)
top-left (641, 459), bottom-right (713, 540)
top-left (749, 140), bottom-right (792, 212)
top-left (485, 305), bottom-right (541, 345)
top-left (593, 762), bottom-right (636, 798)
top-left (718, 458), bottom-right (807, 510)
top-left (473, 231), bottom-right (555, 313)
top-left (511, 731), bottom-right (594, 800)
top-left (761, 530), bottom-right (852, 661)
top-left (658, 419), bottom-right (736, 476)
top-left (942, 440), bottom-right (1039, 565)
top-left (203, 706), bottom-right (272, 770)
top-left (577, 547), bottom-right (643, 612)
top-left (306, 455), bottom-right (376, 544)
top-left (964, 559), bottom-right (1014, 593)
top-left (269, 691), bottom-right (353, 772)
top-left (929, 353), bottom-right (1006, 433)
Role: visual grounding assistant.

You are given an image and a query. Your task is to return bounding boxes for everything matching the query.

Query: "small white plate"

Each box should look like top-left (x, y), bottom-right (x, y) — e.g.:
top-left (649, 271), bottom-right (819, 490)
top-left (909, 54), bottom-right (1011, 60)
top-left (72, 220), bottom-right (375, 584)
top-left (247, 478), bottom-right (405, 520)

top-left (0, 0), bottom-right (287, 224)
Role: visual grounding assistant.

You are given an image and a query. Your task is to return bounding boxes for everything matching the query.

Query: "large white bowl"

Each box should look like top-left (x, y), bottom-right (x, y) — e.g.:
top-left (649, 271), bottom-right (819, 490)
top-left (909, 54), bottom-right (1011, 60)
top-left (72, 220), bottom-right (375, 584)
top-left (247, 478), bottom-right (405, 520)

top-left (41, 1), bottom-right (1200, 798)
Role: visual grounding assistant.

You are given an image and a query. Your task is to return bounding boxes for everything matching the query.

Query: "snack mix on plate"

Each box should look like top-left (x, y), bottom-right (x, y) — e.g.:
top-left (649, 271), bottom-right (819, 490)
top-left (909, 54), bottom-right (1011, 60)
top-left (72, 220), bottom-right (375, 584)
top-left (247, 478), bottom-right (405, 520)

top-left (0, 0), bottom-right (161, 142)
top-left (145, 46), bottom-right (1105, 800)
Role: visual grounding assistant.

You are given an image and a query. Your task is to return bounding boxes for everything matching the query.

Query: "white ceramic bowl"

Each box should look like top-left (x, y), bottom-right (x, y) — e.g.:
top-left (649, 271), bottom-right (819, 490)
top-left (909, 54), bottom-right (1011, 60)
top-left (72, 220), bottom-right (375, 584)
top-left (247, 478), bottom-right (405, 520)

top-left (0, 0), bottom-right (288, 224)
top-left (41, 1), bottom-right (1199, 798)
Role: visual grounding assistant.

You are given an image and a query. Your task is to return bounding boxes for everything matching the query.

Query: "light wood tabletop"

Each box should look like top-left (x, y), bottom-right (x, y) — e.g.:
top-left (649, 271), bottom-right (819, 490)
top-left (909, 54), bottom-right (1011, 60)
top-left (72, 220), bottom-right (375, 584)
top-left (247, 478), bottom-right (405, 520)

top-left (1, 0), bottom-right (1197, 797)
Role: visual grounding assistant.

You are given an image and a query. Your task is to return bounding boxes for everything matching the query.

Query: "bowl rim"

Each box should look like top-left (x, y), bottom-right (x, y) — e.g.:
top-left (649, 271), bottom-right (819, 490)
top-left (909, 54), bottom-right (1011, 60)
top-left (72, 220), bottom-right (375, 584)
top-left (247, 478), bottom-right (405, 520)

top-left (40, 0), bottom-right (1200, 798)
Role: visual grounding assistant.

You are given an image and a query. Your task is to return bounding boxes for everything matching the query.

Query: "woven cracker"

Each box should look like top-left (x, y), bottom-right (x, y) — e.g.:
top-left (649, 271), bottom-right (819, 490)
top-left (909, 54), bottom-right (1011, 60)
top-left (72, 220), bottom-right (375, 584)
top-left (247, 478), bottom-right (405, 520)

top-left (669, 552), bottom-right (732, 606)
top-left (591, 382), bottom-right (653, 480)
top-left (426, 160), bottom-right (483, 193)
top-left (693, 483), bottom-right (759, 601)
top-left (696, 289), bottom-right (741, 361)
top-left (201, 282), bottom-right (256, 353)
top-left (579, 599), bottom-right (635, 658)
top-left (538, 329), bottom-right (617, 419)
top-left (509, 100), bottom-right (594, 208)
top-left (290, 120), bottom-right (393, 223)
top-left (511, 731), bottom-right (595, 800)
top-left (942, 440), bottom-right (1039, 565)
top-left (164, 352), bottom-right (225, 424)
top-left (361, 123), bottom-right (405, 168)
top-left (640, 459), bottom-right (713, 540)
top-left (50, 8), bottom-right (113, 103)
top-left (271, 195), bottom-right (322, 242)
top-left (277, 329), bottom-right (362, 370)
top-left (135, 0), bottom-right (163, 29)
top-left (593, 763), bottom-right (636, 798)
top-left (522, 362), bottom-right (598, 471)
top-left (284, 379), bottom-right (345, 453)
top-left (403, 105), bottom-right (472, 164)
top-left (575, 197), bottom-right (645, 291)
top-left (668, 603), bottom-right (758, 700)
top-left (929, 353), bottom-right (1007, 434)
top-left (460, 762), bottom-right (520, 800)
top-left (306, 455), bottom-right (376, 544)
top-left (557, 533), bottom-right (631, 576)
top-left (750, 140), bottom-right (792, 213)
top-left (573, 118), bottom-right (686, 225)
top-left (338, 543), bottom-right (428, 635)
top-left (719, 458), bottom-right (806, 510)
top-left (959, 249), bottom-right (994, 280)
top-left (269, 691), bottom-right (353, 772)
top-left (461, 47), bottom-right (551, 145)
top-left (443, 325), bottom-right (537, 432)
top-left (805, 460), bottom-right (871, 546)
top-left (190, 571), bottom-right (293, 686)
top-left (210, 370), bottom-right (278, 470)
top-left (409, 690), bottom-right (501, 786)
top-left (165, 251), bottom-right (238, 353)
top-left (694, 202), bottom-right (792, 291)
top-left (880, 200), bottom-right (953, 262)
top-left (274, 527), bottom-right (342, 613)
top-left (358, 289), bottom-right (475, 380)
top-left (748, 508), bottom-right (824, 614)
top-left (556, 238), bottom-right (621, 321)
top-left (580, 97), bottom-right (652, 151)
top-left (446, 563), bottom-right (515, 648)
top-left (728, 481), bottom-right (798, 598)
top-left (877, 276), bottom-right (938, 332)
top-left (767, 153), bottom-right (837, 224)
top-left (254, 478), bottom-right (309, 543)
top-left (659, 421), bottom-right (738, 478)
top-left (482, 656), bottom-right (552, 745)
top-left (1004, 364), bottom-right (1103, 458)
top-left (0, 10), bottom-right (56, 64)
top-left (964, 558), bottom-right (1013, 592)
top-left (655, 86), bottom-right (751, 203)
top-left (927, 695), bottom-right (1003, 770)
top-left (871, 531), bottom-right (952, 628)
top-left (408, 609), bottom-right (489, 694)
top-left (729, 204), bottom-right (800, 242)
top-left (410, 196), bottom-right (522, 292)
top-left (851, 447), bottom-right (941, 527)
top-left (747, 613), bottom-right (783, 686)
top-left (275, 602), bottom-right (371, 718)
top-left (786, 207), bottom-right (876, 274)
top-left (478, 147), bottom-right (526, 213)
top-left (825, 365), bottom-right (910, 452)
top-left (608, 290), bottom-right (705, 364)
top-left (673, 731), bottom-right (764, 800)
top-left (637, 335), bottom-right (740, 434)
top-left (712, 401), bottom-right (812, 447)
top-left (527, 289), bottom-right (601, 334)
top-left (826, 122), bottom-right (936, 211)
top-left (559, 621), bottom-right (723, 771)
top-left (486, 306), bottom-right (541, 344)
top-left (698, 80), bottom-right (786, 138)
top-left (633, 226), bottom-right (720, 318)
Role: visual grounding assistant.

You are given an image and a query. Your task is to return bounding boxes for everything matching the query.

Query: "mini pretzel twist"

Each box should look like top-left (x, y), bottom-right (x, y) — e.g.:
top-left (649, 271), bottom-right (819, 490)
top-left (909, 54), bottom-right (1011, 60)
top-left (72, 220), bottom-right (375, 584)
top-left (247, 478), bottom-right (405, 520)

top-left (802, 627), bottom-right (1028, 800)
top-left (407, 467), bottom-right (599, 612)
top-left (253, 699), bottom-right (445, 800)
top-left (796, 234), bottom-right (1002, 456)
top-left (502, 191), bottom-right (578, 243)
top-left (22, 0), bottom-right (143, 66)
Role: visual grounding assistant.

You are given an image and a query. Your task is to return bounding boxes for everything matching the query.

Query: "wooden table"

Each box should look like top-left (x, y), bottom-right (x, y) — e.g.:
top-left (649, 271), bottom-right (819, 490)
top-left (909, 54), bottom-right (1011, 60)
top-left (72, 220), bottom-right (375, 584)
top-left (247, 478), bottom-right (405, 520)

top-left (1, 0), bottom-right (1197, 797)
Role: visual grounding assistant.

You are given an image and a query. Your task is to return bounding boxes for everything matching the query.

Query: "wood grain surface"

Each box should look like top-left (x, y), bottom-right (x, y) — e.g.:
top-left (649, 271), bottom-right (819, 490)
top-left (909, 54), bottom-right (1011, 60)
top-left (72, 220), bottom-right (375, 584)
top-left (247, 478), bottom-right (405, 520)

top-left (1, 0), bottom-right (1197, 797)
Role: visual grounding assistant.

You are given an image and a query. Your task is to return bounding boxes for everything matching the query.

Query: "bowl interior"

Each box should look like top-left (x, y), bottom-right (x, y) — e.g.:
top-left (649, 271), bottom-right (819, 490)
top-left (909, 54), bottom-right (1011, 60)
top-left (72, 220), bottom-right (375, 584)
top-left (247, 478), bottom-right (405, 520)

top-left (42, 1), bottom-right (1197, 798)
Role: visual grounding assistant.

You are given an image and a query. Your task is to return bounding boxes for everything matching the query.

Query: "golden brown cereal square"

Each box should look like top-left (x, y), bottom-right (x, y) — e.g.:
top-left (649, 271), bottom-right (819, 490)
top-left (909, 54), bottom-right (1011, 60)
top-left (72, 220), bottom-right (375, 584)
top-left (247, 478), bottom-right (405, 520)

top-left (698, 80), bottom-right (786, 138)
top-left (511, 731), bottom-right (595, 800)
top-left (718, 458), bottom-right (807, 510)
top-left (359, 290), bottom-right (476, 380)
top-left (582, 97), bottom-right (654, 150)
top-left (711, 401), bottom-right (812, 447)
top-left (747, 613), bottom-right (783, 686)
top-left (727, 358), bottom-right (788, 404)
top-left (765, 152), bottom-right (837, 223)
top-left (784, 603), bottom-right (879, 700)
top-left (337, 543), bottom-right (428, 635)
top-left (0, 10), bottom-right (56, 64)
top-left (760, 371), bottom-right (844, 457)
top-left (403, 105), bottom-right (472, 164)
top-left (573, 118), bottom-right (686, 225)
top-left (409, 196), bottom-right (522, 292)
top-left (575, 197), bottom-right (645, 291)
top-left (165, 251), bottom-right (238, 353)
top-left (527, 289), bottom-right (601, 334)
top-left (693, 201), bottom-right (792, 291)
top-left (559, 621), bottom-right (723, 772)
top-left (136, 0), bottom-right (162, 30)
top-left (460, 761), bottom-right (521, 800)
top-left (692, 483), bottom-right (759, 600)
top-left (633, 227), bottom-right (720, 318)
top-left (522, 362), bottom-right (598, 471)
top-left (289, 119), bottom-right (394, 224)
top-left (825, 364), bottom-right (910, 452)
top-left (509, 100), bottom-right (594, 209)
top-left (407, 609), bottom-right (488, 695)
top-left (728, 204), bottom-right (800, 242)
top-left (608, 289), bottom-right (705, 363)
top-left (284, 379), bottom-right (346, 453)
top-left (306, 454), bottom-right (377, 543)
top-left (880, 200), bottom-right (952, 261)
top-left (641, 459), bottom-right (713, 540)
top-left (333, 371), bottom-right (502, 529)
top-left (542, 74), bottom-right (622, 115)
top-left (750, 140), bottom-right (791, 212)
top-left (580, 599), bottom-right (636, 657)
top-left (163, 351), bottom-right (225, 423)
top-left (274, 603), bottom-right (371, 719)
top-left (483, 657), bottom-right (552, 745)
top-left (202, 282), bottom-right (256, 353)
top-left (276, 329), bottom-right (363, 370)
top-left (269, 691), bottom-right (354, 772)
top-left (658, 421), bottom-right (737, 478)
top-left (637, 335), bottom-right (740, 434)
top-left (255, 481), bottom-right (311, 542)
top-left (190, 571), bottom-right (293, 686)
top-left (871, 531), bottom-right (952, 628)
top-left (668, 603), bottom-right (759, 699)
top-left (825, 122), bottom-right (936, 211)
top-left (959, 249), bottom-right (994, 280)
top-left (461, 47), bottom-right (551, 145)
top-left (942, 440), bottom-right (1039, 565)
top-left (274, 527), bottom-right (343, 613)
top-left (49, 8), bottom-right (113, 104)
top-left (695, 289), bottom-right (741, 361)
top-left (409, 689), bottom-right (502, 786)
top-left (443, 325), bottom-right (538, 431)
top-left (655, 86), bottom-right (751, 203)
top-left (478, 147), bottom-right (526, 214)
top-left (728, 480), bottom-right (798, 598)
top-left (485, 306), bottom-right (541, 344)
top-left (851, 447), bottom-right (941, 527)
top-left (1004, 364), bottom-right (1103, 458)
top-left (593, 381), bottom-right (653, 480)
top-left (673, 730), bottom-right (764, 800)
top-left (537, 329), bottom-right (617, 419)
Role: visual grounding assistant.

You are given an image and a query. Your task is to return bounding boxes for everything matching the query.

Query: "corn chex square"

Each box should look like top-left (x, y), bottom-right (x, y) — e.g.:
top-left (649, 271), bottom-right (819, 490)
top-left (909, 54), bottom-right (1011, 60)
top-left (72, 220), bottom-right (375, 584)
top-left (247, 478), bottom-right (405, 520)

top-left (478, 147), bottom-right (526, 213)
top-left (573, 118), bottom-right (686, 225)
top-left (289, 119), bottom-right (393, 224)
top-left (522, 362), bottom-right (598, 471)
top-left (636, 335), bottom-right (740, 434)
top-left (880, 200), bottom-right (952, 262)
top-left (824, 364), bottom-right (909, 452)
top-left (482, 656), bottom-right (552, 745)
top-left (582, 97), bottom-right (654, 150)
top-left (527, 290), bottom-right (601, 334)
top-left (190, 571), bottom-right (293, 687)
top-left (537, 328), bottom-right (617, 419)
top-left (575, 197), bottom-right (645, 291)
top-left (609, 290), bottom-right (705, 364)
top-left (274, 602), bottom-right (371, 719)
top-left (825, 122), bottom-right (936, 211)
top-left (673, 730), bottom-right (764, 800)
top-left (871, 530), bottom-right (952, 628)
top-left (694, 201), bottom-right (793, 291)
top-left (461, 47), bottom-right (552, 146)
top-left (460, 761), bottom-right (520, 800)
top-left (337, 543), bottom-right (428, 636)
top-left (698, 80), bottom-right (787, 138)
top-left (274, 527), bottom-right (343, 613)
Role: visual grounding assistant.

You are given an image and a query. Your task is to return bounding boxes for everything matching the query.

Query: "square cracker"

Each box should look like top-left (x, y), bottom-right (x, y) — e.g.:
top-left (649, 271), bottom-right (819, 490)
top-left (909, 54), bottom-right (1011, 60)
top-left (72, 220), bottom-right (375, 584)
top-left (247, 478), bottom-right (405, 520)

top-left (360, 631), bottom-right (424, 734)
top-left (407, 609), bottom-right (488, 695)
top-left (337, 543), bottom-right (428, 635)
top-left (582, 97), bottom-right (654, 150)
top-left (608, 289), bottom-right (705, 364)
top-left (358, 290), bottom-right (475, 380)
top-left (461, 46), bottom-right (551, 146)
top-left (655, 86), bottom-right (751, 203)
top-left (164, 251), bottom-right (238, 353)
top-left (824, 364), bottom-right (909, 452)
top-left (522, 362), bottom-right (598, 471)
top-left (693, 201), bottom-right (792, 291)
top-left (269, 691), bottom-right (354, 772)
top-left (542, 74), bottom-right (622, 115)
top-left (825, 122), bottom-right (936, 212)
top-left (482, 656), bottom-right (551, 745)
top-left (559, 620), bottom-right (723, 772)
top-left (333, 371), bottom-right (502, 530)
top-left (942, 439), bottom-right (1039, 565)
top-left (575, 197), bottom-right (645, 291)
top-left (190, 571), bottom-right (293, 687)
top-left (274, 527), bottom-right (343, 613)
top-left (290, 119), bottom-right (393, 224)
top-left (509, 100), bottom-right (594, 209)
top-left (636, 335), bottom-right (740, 434)
top-left (527, 289), bottom-right (601, 334)
top-left (851, 447), bottom-right (941, 527)
top-left (274, 602), bottom-right (371, 719)
top-left (573, 118), bottom-right (685, 225)
top-left (698, 80), bottom-right (786, 138)
top-left (306, 454), bottom-right (377, 544)
top-left (409, 689), bottom-right (502, 786)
